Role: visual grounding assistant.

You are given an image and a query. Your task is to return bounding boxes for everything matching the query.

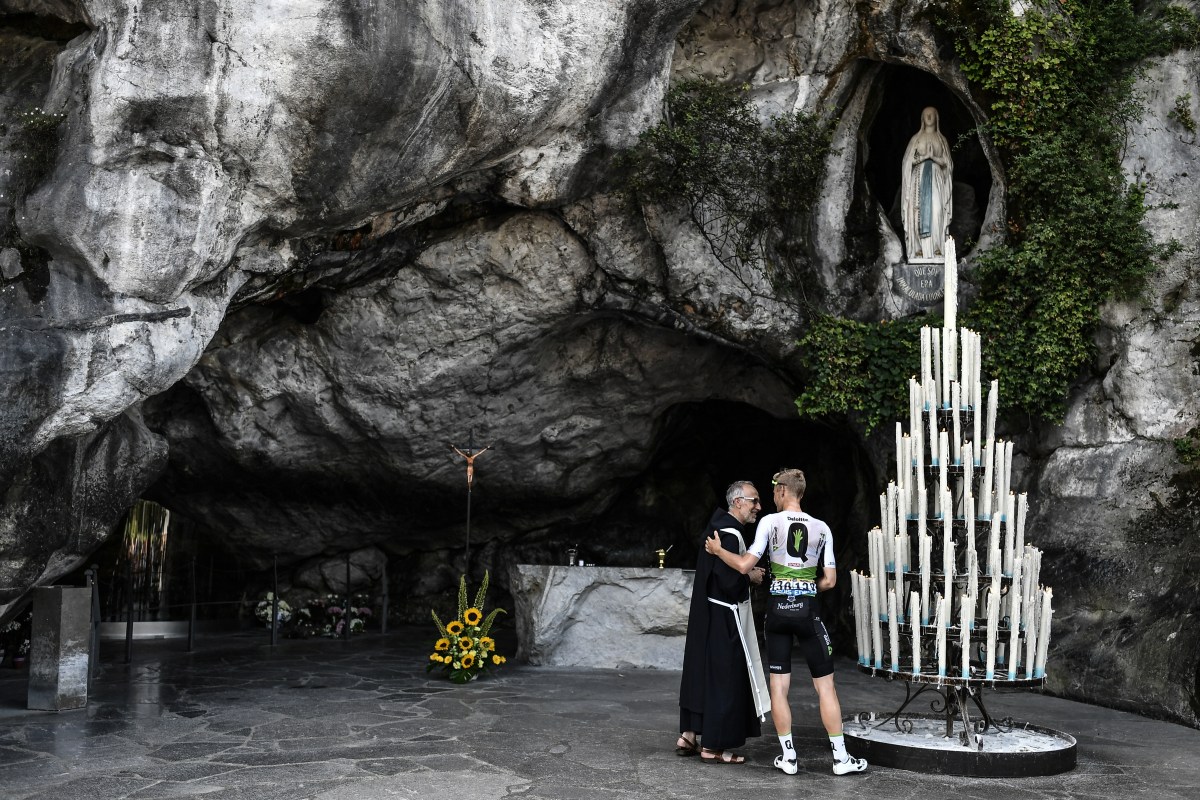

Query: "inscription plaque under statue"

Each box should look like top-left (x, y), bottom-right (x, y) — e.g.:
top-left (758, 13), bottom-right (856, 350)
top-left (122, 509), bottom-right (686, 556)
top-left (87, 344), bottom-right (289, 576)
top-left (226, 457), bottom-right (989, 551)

top-left (28, 586), bottom-right (91, 711)
top-left (895, 261), bottom-right (945, 305)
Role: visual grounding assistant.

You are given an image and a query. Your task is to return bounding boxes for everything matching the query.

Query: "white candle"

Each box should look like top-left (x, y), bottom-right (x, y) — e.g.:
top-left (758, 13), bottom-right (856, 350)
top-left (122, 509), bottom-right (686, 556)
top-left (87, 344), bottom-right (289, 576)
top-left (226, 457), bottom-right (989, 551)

top-left (994, 440), bottom-right (1007, 512)
top-left (987, 512), bottom-right (1001, 576)
top-left (1009, 556), bottom-right (1024, 627)
top-left (1003, 495), bottom-right (1015, 576)
top-left (985, 590), bottom-right (999, 680)
top-left (911, 590), bottom-right (922, 675)
top-left (878, 530), bottom-right (889, 623)
top-left (965, 493), bottom-right (976, 570)
top-left (893, 534), bottom-right (904, 586)
top-left (917, 469), bottom-right (927, 543)
top-left (853, 572), bottom-right (864, 664)
top-left (1008, 570), bottom-right (1023, 681)
top-left (887, 484), bottom-right (897, 541)
top-left (942, 329), bottom-right (955, 408)
top-left (871, 578), bottom-right (883, 669)
top-left (933, 328), bottom-right (943, 409)
top-left (967, 548), bottom-right (978, 623)
top-left (981, 442), bottom-right (993, 519)
top-left (920, 534), bottom-right (932, 625)
top-left (964, 444), bottom-right (974, 499)
top-left (952, 383), bottom-right (962, 464)
top-left (942, 487), bottom-right (954, 599)
top-left (936, 594), bottom-right (948, 678)
top-left (1004, 440), bottom-right (1015, 505)
top-left (938, 430), bottom-right (949, 495)
top-left (929, 401), bottom-right (939, 467)
top-left (960, 592), bottom-right (972, 678)
top-left (920, 328), bottom-right (932, 405)
top-left (973, 336), bottom-right (983, 412)
top-left (946, 235), bottom-right (958, 330)
top-left (972, 349), bottom-right (982, 453)
top-left (986, 379), bottom-right (998, 449)
top-left (1035, 588), bottom-right (1053, 678)
top-left (1016, 492), bottom-right (1027, 563)
top-left (989, 516), bottom-right (1002, 619)
top-left (889, 589), bottom-right (900, 672)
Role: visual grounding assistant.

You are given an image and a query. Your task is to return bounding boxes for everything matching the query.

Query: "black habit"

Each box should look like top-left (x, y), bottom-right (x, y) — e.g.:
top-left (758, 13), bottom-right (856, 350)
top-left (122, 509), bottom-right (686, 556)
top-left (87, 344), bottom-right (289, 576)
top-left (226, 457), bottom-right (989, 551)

top-left (678, 507), bottom-right (762, 750)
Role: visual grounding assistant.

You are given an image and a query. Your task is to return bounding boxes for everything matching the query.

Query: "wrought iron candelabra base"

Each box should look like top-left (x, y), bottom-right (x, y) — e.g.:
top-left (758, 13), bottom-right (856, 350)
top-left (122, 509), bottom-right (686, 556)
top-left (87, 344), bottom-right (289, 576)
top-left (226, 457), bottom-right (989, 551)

top-left (844, 667), bottom-right (1076, 777)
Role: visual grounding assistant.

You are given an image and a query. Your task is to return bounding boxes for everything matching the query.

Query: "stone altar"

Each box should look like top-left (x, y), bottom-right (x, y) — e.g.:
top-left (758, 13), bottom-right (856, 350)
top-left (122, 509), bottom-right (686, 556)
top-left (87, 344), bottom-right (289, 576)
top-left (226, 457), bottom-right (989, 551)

top-left (509, 565), bottom-right (692, 669)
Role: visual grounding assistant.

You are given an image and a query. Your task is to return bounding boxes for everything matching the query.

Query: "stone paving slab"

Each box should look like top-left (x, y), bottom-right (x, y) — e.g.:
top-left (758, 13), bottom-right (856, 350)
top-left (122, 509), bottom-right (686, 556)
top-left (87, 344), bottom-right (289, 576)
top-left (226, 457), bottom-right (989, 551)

top-left (0, 628), bottom-right (1196, 799)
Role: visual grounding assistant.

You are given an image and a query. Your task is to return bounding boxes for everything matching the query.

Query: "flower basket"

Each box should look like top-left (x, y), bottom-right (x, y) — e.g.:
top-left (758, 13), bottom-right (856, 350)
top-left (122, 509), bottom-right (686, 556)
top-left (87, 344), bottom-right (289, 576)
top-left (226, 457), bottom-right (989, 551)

top-left (428, 571), bottom-right (507, 684)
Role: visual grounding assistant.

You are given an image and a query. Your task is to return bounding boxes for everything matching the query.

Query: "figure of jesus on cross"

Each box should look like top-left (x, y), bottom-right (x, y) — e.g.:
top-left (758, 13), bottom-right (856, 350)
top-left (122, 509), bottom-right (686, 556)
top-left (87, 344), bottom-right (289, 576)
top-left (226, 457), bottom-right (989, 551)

top-left (451, 430), bottom-right (492, 568)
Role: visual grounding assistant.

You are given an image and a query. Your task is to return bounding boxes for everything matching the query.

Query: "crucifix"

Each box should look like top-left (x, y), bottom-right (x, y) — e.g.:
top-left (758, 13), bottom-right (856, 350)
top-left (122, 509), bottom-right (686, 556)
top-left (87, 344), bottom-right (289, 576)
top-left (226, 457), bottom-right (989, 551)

top-left (451, 429), bottom-right (492, 569)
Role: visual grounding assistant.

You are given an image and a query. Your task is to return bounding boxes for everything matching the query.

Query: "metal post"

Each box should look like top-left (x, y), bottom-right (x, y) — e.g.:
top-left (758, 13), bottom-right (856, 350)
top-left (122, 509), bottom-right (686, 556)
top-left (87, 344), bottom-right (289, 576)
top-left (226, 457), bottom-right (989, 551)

top-left (343, 554), bottom-right (351, 642)
top-left (124, 563), bottom-right (134, 664)
top-left (86, 565), bottom-right (100, 687)
top-left (188, 556), bottom-right (197, 652)
top-left (380, 557), bottom-right (389, 636)
top-left (270, 556), bottom-right (279, 648)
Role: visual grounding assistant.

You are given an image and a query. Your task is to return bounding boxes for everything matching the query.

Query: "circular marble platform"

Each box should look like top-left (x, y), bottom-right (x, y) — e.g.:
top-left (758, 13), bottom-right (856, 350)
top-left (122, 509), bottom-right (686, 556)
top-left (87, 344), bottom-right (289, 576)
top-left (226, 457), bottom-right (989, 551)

top-left (844, 712), bottom-right (1077, 777)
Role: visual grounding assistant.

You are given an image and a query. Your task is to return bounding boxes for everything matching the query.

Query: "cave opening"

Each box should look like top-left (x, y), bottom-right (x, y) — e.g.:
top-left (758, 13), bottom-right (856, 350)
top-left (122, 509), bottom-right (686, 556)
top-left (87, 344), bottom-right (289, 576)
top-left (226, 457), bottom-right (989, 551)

top-left (862, 63), bottom-right (992, 254)
top-left (577, 399), bottom-right (877, 592)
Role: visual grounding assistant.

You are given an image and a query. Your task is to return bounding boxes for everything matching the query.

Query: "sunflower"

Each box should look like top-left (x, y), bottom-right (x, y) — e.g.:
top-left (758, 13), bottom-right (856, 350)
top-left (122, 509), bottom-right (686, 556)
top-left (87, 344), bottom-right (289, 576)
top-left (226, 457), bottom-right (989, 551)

top-left (461, 652), bottom-right (476, 669)
top-left (435, 638), bottom-right (450, 652)
top-left (491, 654), bottom-right (502, 665)
top-left (459, 636), bottom-right (474, 651)
top-left (429, 653), bottom-right (440, 662)
top-left (446, 620), bottom-right (464, 635)
top-left (463, 607), bottom-right (483, 626)
top-left (480, 636), bottom-right (495, 651)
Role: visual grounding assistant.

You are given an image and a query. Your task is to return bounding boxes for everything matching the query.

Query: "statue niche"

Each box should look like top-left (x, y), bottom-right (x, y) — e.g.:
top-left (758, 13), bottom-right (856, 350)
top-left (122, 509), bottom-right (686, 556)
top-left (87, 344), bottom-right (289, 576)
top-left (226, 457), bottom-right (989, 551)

top-left (901, 106), bottom-right (953, 262)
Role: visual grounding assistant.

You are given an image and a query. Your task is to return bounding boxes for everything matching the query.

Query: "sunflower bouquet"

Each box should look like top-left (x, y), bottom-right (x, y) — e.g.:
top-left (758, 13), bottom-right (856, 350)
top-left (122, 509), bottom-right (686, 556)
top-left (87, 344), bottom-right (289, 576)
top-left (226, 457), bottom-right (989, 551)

top-left (429, 571), bottom-right (507, 683)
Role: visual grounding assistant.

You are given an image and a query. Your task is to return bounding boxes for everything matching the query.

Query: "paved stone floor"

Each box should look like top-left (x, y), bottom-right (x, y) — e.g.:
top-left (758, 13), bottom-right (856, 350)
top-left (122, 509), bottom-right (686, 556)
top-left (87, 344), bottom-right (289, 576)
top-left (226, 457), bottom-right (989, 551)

top-left (0, 627), bottom-right (1198, 799)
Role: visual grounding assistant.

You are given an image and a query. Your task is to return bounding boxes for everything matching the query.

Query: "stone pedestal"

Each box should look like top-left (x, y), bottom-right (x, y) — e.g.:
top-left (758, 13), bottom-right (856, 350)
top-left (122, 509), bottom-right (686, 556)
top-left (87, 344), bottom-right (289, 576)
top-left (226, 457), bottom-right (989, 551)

top-left (27, 586), bottom-right (92, 711)
top-left (509, 565), bottom-right (692, 669)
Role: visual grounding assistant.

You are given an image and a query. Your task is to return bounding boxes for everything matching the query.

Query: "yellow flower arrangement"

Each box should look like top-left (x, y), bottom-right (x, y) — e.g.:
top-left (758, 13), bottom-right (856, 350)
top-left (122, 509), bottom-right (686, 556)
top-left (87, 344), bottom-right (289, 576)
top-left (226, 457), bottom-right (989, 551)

top-left (429, 571), bottom-right (508, 684)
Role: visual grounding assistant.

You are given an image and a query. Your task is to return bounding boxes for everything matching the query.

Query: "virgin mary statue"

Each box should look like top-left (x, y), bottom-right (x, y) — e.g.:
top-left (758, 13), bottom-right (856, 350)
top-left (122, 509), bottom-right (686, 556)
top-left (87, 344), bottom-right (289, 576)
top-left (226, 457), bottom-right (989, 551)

top-left (901, 106), bottom-right (953, 261)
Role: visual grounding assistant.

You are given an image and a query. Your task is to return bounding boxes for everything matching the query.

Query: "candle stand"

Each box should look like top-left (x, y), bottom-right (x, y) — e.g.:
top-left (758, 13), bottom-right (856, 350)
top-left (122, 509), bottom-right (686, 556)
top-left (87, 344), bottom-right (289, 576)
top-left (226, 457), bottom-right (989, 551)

top-left (847, 239), bottom-right (1076, 777)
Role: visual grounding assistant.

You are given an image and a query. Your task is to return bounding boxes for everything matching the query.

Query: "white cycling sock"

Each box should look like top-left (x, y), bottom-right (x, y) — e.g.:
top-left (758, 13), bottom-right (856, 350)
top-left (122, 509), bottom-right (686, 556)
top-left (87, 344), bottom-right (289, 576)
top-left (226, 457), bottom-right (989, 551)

top-left (778, 732), bottom-right (795, 760)
top-left (829, 733), bottom-right (848, 761)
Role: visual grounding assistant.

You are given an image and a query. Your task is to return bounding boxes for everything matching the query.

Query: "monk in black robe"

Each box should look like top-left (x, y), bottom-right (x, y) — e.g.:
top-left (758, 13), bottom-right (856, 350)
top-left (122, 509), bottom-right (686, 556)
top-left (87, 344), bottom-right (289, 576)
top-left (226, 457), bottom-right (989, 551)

top-left (677, 481), bottom-right (766, 764)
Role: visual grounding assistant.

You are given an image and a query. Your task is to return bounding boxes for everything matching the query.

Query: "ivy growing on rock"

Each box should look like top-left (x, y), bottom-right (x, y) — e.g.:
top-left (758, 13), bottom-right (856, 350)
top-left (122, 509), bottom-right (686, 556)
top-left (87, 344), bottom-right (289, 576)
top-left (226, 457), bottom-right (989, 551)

top-left (616, 79), bottom-right (834, 304)
top-left (944, 0), bottom-right (1186, 421)
top-left (793, 315), bottom-right (925, 434)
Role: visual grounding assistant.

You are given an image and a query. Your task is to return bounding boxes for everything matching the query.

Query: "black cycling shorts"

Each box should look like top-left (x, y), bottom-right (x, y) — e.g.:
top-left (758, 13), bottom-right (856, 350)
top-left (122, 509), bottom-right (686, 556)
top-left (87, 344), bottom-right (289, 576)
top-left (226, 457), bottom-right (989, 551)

top-left (765, 595), bottom-right (835, 679)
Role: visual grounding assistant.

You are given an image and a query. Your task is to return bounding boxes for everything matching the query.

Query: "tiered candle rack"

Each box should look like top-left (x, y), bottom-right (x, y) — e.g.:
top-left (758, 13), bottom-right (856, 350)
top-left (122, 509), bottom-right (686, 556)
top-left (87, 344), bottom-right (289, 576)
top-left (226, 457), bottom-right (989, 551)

top-left (845, 239), bottom-right (1074, 777)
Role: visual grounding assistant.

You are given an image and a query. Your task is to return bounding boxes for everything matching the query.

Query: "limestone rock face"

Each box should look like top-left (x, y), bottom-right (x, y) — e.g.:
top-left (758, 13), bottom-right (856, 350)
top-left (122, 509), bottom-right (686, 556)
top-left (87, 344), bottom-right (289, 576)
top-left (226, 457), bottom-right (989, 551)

top-left (0, 0), bottom-right (1197, 727)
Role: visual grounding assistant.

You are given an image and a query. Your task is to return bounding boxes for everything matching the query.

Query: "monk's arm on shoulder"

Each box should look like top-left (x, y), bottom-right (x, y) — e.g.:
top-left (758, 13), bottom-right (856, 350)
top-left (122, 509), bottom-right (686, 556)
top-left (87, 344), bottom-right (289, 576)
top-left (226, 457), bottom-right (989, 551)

top-left (705, 530), bottom-right (759, 574)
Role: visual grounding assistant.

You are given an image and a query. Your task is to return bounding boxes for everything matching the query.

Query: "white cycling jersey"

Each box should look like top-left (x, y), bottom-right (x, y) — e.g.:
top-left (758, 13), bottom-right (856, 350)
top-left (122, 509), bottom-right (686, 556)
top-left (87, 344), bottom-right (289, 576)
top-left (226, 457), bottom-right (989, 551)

top-left (748, 510), bottom-right (835, 596)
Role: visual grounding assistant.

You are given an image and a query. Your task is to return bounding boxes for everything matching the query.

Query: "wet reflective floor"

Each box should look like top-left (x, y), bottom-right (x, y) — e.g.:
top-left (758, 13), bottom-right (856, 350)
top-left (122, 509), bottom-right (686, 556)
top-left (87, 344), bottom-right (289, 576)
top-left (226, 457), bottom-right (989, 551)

top-left (0, 628), bottom-right (1198, 799)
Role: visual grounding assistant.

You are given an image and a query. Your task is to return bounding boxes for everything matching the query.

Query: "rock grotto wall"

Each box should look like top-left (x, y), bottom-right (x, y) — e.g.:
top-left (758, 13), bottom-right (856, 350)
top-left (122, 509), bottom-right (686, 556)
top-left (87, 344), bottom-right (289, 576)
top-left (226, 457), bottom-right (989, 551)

top-left (0, 0), bottom-right (1197, 725)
